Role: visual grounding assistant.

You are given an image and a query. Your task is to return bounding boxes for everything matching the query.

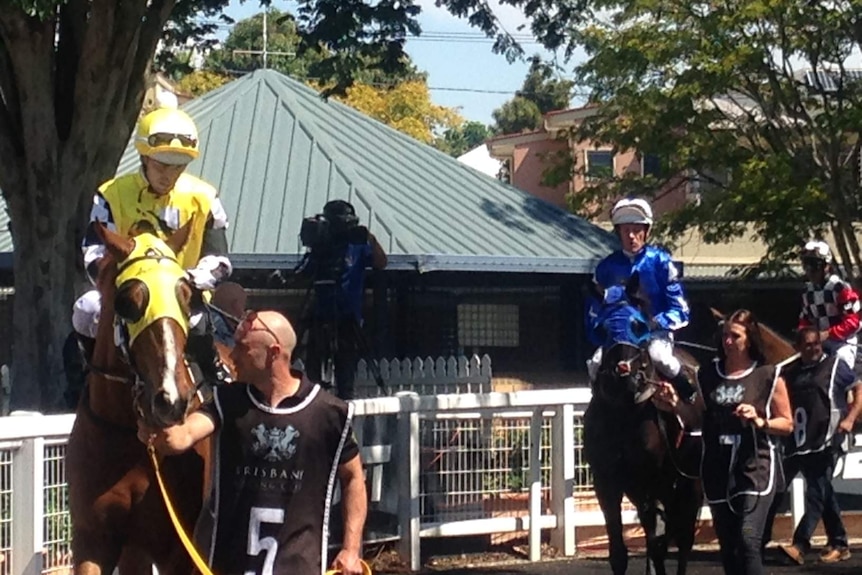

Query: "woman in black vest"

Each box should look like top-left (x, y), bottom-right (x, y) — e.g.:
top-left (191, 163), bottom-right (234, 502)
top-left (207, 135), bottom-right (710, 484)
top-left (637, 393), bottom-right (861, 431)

top-left (654, 309), bottom-right (793, 575)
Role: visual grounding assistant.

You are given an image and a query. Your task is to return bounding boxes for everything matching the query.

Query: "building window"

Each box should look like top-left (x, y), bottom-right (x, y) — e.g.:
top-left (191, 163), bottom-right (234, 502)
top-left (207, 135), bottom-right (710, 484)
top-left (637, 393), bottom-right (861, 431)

top-left (689, 167), bottom-right (732, 198)
top-left (642, 154), bottom-right (663, 178)
top-left (457, 303), bottom-right (520, 347)
top-left (585, 150), bottom-right (614, 180)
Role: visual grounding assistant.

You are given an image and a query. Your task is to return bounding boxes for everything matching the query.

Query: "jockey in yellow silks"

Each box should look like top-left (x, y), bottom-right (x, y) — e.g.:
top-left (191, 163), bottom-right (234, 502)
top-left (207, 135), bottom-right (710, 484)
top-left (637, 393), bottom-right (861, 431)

top-left (72, 98), bottom-right (233, 384)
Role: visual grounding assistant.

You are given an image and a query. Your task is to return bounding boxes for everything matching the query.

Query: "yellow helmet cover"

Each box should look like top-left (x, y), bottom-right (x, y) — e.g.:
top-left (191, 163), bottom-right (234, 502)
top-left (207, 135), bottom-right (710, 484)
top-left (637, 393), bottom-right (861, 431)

top-left (115, 234), bottom-right (190, 344)
top-left (135, 106), bottom-right (199, 165)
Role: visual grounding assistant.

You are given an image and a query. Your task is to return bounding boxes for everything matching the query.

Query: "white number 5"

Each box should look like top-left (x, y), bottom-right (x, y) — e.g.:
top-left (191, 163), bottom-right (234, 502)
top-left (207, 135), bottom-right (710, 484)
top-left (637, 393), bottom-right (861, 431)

top-left (244, 506), bottom-right (285, 575)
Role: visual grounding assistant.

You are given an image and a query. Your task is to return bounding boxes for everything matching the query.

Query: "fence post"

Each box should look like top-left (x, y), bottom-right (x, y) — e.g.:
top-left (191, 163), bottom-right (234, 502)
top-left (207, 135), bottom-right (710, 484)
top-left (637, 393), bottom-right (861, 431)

top-left (550, 404), bottom-right (575, 556)
top-left (12, 436), bottom-right (44, 575)
top-left (528, 408), bottom-right (542, 562)
top-left (396, 392), bottom-right (420, 572)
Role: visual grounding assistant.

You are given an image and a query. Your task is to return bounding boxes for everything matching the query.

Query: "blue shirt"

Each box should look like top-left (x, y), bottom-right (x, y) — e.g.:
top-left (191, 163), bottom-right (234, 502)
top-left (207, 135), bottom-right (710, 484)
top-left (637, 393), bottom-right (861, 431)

top-left (587, 245), bottom-right (689, 346)
top-left (313, 242), bottom-right (373, 322)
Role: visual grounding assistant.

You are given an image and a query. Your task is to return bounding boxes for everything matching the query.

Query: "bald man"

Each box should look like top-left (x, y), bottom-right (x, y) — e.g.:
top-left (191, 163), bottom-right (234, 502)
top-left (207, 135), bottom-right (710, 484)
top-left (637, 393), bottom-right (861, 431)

top-left (138, 310), bottom-right (367, 575)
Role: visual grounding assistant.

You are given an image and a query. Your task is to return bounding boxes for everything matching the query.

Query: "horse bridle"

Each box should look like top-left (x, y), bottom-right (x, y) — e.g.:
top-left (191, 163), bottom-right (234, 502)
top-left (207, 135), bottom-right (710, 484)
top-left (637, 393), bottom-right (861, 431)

top-left (86, 250), bottom-right (207, 412)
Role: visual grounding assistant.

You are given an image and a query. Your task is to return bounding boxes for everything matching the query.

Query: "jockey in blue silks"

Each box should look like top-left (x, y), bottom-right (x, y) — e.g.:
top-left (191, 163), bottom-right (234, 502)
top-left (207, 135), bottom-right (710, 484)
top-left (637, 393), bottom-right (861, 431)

top-left (586, 198), bottom-right (698, 404)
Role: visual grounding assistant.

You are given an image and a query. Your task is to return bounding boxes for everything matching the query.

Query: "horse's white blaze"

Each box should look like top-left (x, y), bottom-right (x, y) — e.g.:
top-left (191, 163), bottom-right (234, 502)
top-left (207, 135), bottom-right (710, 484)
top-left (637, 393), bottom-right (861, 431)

top-left (160, 327), bottom-right (181, 404)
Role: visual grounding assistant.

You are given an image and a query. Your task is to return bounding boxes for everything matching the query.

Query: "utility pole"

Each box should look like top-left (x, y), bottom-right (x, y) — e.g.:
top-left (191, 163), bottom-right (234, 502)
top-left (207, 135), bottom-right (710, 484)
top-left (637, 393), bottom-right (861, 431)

top-left (232, 9), bottom-right (294, 69)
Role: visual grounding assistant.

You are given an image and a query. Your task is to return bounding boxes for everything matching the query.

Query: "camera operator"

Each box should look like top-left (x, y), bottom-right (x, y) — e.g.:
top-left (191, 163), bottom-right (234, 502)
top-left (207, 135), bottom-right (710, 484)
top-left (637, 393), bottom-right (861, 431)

top-left (299, 200), bottom-right (387, 399)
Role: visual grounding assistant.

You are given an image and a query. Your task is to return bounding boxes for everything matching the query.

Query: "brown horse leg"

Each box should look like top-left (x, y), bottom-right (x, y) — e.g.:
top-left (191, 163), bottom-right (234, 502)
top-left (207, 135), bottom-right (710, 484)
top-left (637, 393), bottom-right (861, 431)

top-left (637, 498), bottom-right (669, 575)
top-left (595, 480), bottom-right (628, 575)
top-left (668, 478), bottom-right (701, 575)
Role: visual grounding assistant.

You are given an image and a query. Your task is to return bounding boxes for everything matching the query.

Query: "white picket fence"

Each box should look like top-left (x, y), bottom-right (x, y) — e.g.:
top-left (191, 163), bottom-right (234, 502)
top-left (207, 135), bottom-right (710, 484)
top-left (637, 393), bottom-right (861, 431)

top-left (0, 387), bottom-right (835, 575)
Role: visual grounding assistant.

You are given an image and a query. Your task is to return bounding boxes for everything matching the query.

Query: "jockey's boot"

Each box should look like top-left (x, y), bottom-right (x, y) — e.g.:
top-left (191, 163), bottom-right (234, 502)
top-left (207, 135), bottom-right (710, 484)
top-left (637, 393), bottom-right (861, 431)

top-left (670, 372), bottom-right (698, 404)
top-left (187, 330), bottom-right (233, 386)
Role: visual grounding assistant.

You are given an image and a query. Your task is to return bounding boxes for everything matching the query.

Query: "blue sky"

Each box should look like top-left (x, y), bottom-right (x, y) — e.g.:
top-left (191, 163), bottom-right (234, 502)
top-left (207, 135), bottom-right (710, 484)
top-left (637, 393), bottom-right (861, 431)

top-left (220, 1), bottom-right (585, 124)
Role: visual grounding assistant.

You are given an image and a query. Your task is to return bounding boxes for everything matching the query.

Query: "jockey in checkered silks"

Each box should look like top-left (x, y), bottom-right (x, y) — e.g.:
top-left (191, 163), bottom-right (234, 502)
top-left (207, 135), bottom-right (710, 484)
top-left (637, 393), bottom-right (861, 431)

top-left (799, 240), bottom-right (861, 372)
top-left (585, 198), bottom-right (698, 404)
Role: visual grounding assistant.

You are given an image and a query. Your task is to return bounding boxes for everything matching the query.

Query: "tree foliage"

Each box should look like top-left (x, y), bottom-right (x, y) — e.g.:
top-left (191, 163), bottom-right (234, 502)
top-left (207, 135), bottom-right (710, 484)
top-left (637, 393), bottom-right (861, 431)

top-left (176, 69), bottom-right (231, 97)
top-left (330, 80), bottom-right (462, 144)
top-left (436, 120), bottom-right (493, 157)
top-left (569, 0), bottom-right (862, 277)
top-left (492, 55), bottom-right (575, 133)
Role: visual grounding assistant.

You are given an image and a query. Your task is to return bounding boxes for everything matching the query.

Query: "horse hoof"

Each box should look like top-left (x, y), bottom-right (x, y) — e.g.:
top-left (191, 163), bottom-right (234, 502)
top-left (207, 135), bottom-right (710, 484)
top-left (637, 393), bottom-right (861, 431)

top-left (634, 385), bottom-right (657, 404)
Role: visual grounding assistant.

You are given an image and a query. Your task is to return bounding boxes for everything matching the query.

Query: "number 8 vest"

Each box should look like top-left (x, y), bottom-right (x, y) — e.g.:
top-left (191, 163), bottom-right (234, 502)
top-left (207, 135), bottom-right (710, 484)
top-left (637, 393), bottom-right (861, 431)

top-left (781, 355), bottom-right (840, 457)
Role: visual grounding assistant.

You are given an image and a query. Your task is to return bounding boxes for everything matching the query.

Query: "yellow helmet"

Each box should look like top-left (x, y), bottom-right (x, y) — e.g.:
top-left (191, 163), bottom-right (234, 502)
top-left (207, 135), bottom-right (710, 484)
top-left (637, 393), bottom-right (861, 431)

top-left (135, 106), bottom-right (199, 165)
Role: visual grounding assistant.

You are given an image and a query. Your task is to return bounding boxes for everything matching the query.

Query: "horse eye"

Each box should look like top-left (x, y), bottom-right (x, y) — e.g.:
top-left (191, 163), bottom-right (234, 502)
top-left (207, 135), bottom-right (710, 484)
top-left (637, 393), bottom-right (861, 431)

top-left (115, 279), bottom-right (149, 323)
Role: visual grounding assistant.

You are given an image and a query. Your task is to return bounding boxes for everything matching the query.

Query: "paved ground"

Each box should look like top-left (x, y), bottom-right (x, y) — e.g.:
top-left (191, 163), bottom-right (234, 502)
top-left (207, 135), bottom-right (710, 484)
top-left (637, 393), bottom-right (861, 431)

top-left (396, 547), bottom-right (862, 574)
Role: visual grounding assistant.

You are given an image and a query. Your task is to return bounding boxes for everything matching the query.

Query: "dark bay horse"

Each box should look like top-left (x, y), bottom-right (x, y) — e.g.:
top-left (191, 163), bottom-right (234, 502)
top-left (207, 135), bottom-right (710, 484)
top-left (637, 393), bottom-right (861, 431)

top-left (66, 222), bottom-right (232, 575)
top-left (584, 301), bottom-right (703, 575)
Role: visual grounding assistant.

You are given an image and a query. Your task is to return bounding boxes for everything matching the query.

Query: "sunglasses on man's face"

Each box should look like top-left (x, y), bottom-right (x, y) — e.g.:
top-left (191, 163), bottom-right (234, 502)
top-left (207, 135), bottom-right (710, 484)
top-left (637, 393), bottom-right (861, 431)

top-left (237, 311), bottom-right (280, 344)
top-left (147, 132), bottom-right (197, 148)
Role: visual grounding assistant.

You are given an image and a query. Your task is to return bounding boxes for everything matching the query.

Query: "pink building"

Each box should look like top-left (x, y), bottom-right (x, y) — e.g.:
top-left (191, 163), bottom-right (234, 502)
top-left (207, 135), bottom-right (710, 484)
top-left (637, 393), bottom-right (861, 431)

top-left (486, 105), bottom-right (689, 221)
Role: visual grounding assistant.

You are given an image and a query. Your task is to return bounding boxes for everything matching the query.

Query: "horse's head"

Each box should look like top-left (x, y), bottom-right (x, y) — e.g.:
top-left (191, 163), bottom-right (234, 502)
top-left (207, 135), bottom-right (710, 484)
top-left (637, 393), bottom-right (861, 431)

top-left (95, 221), bottom-right (197, 428)
top-left (596, 341), bottom-right (656, 407)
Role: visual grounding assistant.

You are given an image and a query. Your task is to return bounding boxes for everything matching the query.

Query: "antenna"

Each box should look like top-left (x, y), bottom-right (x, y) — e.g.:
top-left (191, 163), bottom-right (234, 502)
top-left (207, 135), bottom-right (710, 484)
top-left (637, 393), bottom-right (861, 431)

top-left (232, 9), bottom-right (294, 69)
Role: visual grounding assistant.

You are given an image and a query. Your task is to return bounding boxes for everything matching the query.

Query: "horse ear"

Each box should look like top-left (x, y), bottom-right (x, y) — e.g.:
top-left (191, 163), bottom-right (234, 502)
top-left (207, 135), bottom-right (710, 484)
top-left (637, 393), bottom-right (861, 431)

top-left (710, 307), bottom-right (726, 322)
top-left (94, 222), bottom-right (134, 261)
top-left (165, 218), bottom-right (194, 257)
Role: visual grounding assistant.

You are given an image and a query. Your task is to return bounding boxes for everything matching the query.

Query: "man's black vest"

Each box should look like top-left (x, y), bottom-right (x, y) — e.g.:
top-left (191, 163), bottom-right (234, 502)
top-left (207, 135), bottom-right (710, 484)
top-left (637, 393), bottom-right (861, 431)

top-left (781, 355), bottom-right (840, 457)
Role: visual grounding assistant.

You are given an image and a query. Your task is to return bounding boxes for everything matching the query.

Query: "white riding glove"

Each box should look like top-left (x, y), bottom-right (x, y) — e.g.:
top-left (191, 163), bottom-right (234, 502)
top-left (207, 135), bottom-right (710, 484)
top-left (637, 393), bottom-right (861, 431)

top-left (186, 255), bottom-right (233, 290)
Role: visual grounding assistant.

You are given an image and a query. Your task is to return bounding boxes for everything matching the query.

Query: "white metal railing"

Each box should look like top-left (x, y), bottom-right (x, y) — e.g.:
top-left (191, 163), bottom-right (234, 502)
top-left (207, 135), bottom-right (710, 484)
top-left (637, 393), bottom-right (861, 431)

top-left (0, 390), bottom-right (857, 574)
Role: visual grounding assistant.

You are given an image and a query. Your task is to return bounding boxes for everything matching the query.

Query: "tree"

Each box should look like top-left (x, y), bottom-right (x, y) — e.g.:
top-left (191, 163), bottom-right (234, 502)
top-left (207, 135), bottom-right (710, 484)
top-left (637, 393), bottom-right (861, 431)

top-left (176, 70), bottom-right (231, 97)
top-left (492, 55), bottom-right (575, 133)
top-left (492, 96), bottom-right (544, 134)
top-left (436, 121), bottom-right (493, 157)
top-left (569, 0), bottom-right (862, 277)
top-left (0, 0), bottom-right (587, 410)
top-left (332, 80), bottom-right (462, 144)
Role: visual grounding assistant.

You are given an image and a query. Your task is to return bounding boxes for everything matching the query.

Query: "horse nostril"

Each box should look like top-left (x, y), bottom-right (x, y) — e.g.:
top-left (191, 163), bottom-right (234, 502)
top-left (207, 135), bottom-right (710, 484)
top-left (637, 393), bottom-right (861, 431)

top-left (153, 390), bottom-right (173, 411)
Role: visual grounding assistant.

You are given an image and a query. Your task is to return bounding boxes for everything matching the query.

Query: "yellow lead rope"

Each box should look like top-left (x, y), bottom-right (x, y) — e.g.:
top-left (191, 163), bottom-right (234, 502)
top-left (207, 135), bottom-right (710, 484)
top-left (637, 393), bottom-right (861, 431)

top-left (147, 442), bottom-right (215, 575)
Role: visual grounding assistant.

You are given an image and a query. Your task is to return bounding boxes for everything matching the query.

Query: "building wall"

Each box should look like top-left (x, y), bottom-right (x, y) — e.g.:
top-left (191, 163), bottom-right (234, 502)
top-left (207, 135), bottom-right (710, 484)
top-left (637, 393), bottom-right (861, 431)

top-left (509, 138), bottom-right (571, 208)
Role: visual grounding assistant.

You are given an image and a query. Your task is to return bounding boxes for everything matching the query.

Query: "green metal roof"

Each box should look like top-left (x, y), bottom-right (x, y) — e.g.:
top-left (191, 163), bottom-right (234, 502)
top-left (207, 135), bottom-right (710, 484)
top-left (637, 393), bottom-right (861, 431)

top-left (1, 69), bottom-right (616, 273)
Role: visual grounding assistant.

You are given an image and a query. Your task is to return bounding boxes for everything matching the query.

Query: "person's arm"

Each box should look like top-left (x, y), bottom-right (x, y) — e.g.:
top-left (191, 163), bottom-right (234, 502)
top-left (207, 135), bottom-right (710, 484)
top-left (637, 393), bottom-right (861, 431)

top-left (368, 231), bottom-right (387, 270)
top-left (828, 282), bottom-right (861, 341)
top-left (81, 191), bottom-right (116, 282)
top-left (330, 453), bottom-right (367, 575)
top-left (652, 380), bottom-right (704, 428)
top-left (653, 253), bottom-right (689, 332)
top-left (187, 197), bottom-right (232, 290)
top-left (835, 361), bottom-right (862, 432)
top-left (753, 375), bottom-right (793, 436)
top-left (136, 411), bottom-right (216, 455)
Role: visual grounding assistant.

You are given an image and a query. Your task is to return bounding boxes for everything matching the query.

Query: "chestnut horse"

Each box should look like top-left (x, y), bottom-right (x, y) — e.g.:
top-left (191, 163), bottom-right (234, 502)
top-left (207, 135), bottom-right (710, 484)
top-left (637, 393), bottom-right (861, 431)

top-left (66, 222), bottom-right (232, 575)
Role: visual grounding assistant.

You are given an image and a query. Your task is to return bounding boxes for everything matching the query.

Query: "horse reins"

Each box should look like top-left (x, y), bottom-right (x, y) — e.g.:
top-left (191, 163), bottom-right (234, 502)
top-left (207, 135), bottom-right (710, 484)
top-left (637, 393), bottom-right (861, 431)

top-left (147, 441), bottom-right (215, 575)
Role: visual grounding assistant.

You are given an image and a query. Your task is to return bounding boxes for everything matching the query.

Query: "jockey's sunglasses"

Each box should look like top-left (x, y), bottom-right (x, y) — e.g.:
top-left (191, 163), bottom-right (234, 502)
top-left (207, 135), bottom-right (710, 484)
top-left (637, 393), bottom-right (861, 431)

top-left (147, 132), bottom-right (197, 148)
top-left (237, 310), bottom-right (280, 344)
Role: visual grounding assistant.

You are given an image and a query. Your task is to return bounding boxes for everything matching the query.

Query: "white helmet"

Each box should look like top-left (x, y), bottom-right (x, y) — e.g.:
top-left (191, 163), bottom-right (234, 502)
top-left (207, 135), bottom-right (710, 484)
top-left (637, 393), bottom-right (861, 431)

top-left (801, 240), bottom-right (833, 264)
top-left (611, 198), bottom-right (654, 226)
